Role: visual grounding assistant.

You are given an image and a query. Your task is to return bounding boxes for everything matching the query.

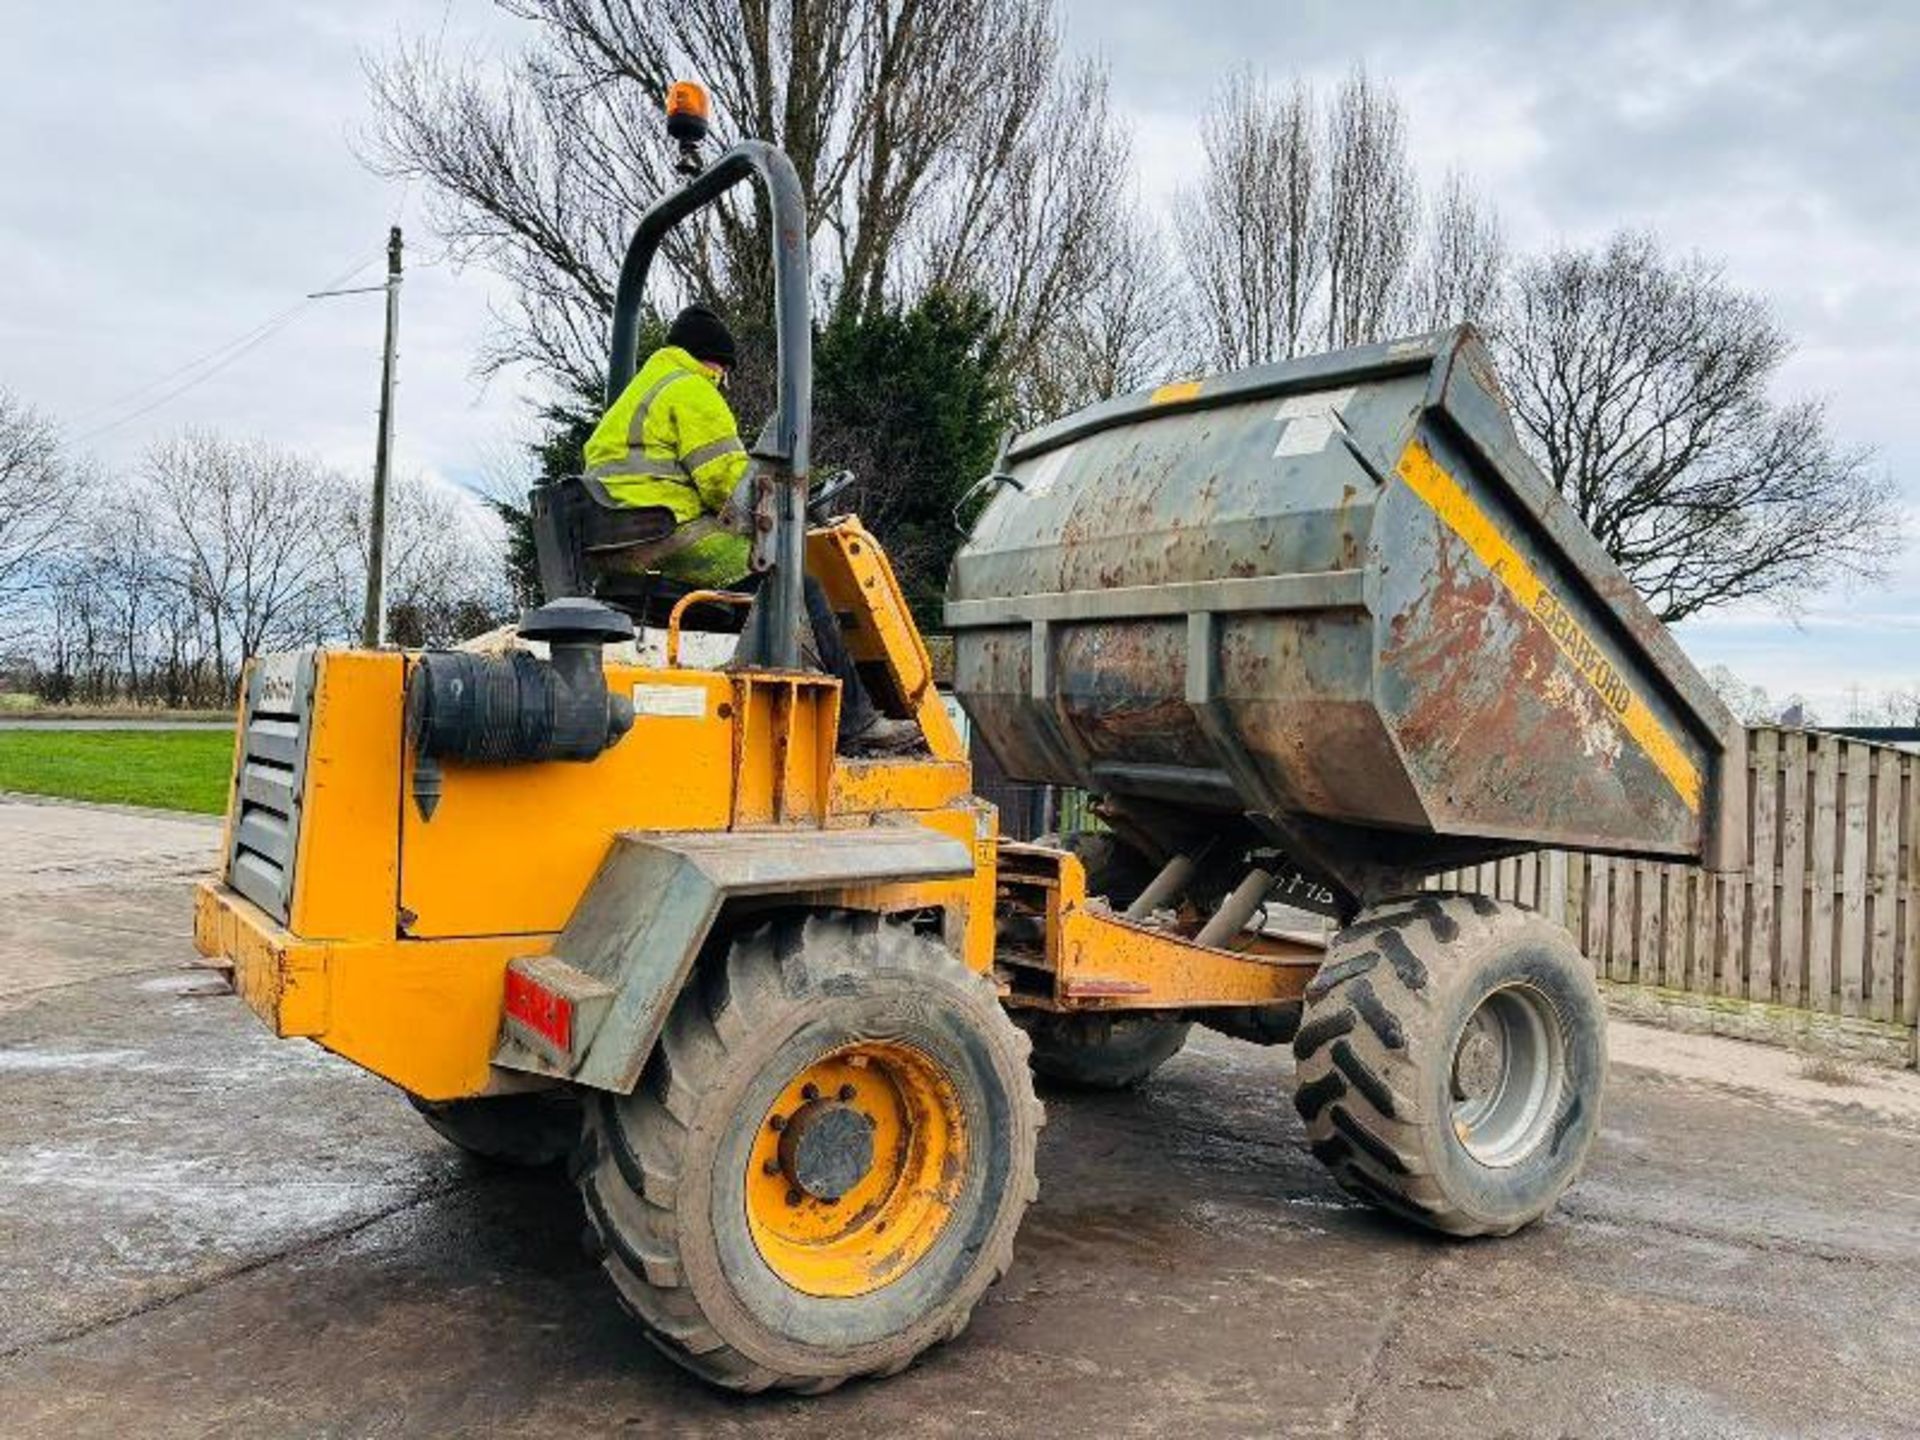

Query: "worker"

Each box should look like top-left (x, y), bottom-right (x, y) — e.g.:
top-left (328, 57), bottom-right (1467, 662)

top-left (584, 304), bottom-right (921, 756)
top-left (584, 304), bottom-right (752, 588)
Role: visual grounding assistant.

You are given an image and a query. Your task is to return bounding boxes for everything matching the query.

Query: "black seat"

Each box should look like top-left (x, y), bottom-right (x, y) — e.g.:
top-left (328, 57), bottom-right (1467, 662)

top-left (530, 476), bottom-right (752, 632)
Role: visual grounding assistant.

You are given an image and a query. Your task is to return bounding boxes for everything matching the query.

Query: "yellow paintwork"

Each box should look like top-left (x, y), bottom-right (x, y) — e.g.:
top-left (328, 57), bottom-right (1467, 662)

top-left (197, 878), bottom-right (328, 1036)
top-left (197, 879), bottom-right (541, 1099)
top-left (999, 844), bottom-right (1321, 1011)
top-left (807, 522), bottom-right (964, 764)
top-left (664, 589), bottom-right (753, 665)
top-left (289, 651), bottom-right (403, 939)
top-left (831, 757), bottom-right (970, 815)
top-left (1056, 906), bottom-right (1318, 1007)
top-left (815, 800), bottom-right (1000, 974)
top-left (729, 671), bottom-right (838, 828)
top-left (744, 1041), bottom-right (964, 1297)
top-left (196, 518), bottom-right (1013, 1099)
top-left (1395, 438), bottom-right (1703, 812)
top-left (400, 666), bottom-right (736, 937)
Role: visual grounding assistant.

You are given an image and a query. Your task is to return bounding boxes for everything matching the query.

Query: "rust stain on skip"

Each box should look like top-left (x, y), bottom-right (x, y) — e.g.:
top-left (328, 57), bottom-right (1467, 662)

top-left (1393, 439), bottom-right (1702, 812)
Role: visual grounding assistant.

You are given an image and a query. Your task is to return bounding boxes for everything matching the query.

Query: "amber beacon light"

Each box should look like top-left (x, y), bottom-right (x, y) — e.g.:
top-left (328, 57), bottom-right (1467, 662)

top-left (666, 80), bottom-right (710, 142)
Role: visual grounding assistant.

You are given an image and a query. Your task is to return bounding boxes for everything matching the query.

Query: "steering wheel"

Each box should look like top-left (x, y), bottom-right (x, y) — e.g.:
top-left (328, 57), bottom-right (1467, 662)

top-left (807, 469), bottom-right (856, 521)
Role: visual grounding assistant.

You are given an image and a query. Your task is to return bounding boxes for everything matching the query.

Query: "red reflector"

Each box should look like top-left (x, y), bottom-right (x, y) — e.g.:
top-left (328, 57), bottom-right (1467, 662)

top-left (505, 968), bottom-right (572, 1053)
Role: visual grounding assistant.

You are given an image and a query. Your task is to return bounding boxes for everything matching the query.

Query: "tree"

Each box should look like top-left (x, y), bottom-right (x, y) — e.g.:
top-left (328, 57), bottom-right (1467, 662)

top-left (1410, 168), bottom-right (1506, 333)
top-left (0, 390), bottom-right (79, 641)
top-left (1497, 232), bottom-right (1900, 621)
top-left (324, 473), bottom-right (509, 647)
top-left (1038, 196), bottom-right (1180, 411)
top-left (1178, 70), bottom-right (1322, 370)
top-left (1322, 66), bottom-right (1419, 349)
top-left (142, 432), bottom-right (349, 682)
top-left (1849, 685), bottom-right (1920, 727)
top-left (812, 289), bottom-right (1010, 623)
top-left (916, 55), bottom-right (1158, 417)
top-left (1177, 65), bottom-right (1422, 367)
top-left (363, 0), bottom-right (1130, 414)
top-left (1702, 664), bottom-right (1817, 726)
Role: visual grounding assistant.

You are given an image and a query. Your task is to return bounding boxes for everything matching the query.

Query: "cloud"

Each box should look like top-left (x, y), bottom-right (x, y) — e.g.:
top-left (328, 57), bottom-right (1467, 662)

top-left (0, 0), bottom-right (533, 498)
top-left (0, 0), bottom-right (1910, 703)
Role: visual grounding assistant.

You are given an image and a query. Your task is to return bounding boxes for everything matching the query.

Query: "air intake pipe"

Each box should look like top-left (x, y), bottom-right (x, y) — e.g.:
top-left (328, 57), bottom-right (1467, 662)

top-left (406, 598), bottom-right (636, 818)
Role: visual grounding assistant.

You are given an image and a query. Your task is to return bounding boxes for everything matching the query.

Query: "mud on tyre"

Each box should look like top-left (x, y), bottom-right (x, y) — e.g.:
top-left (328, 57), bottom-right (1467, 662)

top-left (1293, 893), bottom-right (1605, 1237)
top-left (576, 911), bottom-right (1043, 1393)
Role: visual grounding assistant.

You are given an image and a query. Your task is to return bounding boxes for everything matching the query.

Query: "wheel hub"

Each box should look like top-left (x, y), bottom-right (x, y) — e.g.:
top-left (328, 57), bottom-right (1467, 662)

top-left (778, 1099), bottom-right (875, 1202)
top-left (1451, 1016), bottom-right (1505, 1103)
top-left (745, 1042), bottom-right (968, 1298)
top-left (1448, 983), bottom-right (1565, 1168)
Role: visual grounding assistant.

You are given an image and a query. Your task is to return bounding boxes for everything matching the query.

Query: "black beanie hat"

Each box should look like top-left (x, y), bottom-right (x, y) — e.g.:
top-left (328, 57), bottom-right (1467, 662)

top-left (666, 304), bottom-right (737, 368)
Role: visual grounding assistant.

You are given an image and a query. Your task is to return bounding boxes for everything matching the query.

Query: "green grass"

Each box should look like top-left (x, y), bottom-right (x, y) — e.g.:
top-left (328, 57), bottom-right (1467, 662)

top-left (0, 729), bottom-right (234, 814)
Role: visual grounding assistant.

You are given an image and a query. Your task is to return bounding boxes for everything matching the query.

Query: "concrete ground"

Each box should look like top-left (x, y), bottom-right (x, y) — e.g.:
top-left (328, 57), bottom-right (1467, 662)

top-left (3, 795), bottom-right (1919, 1438)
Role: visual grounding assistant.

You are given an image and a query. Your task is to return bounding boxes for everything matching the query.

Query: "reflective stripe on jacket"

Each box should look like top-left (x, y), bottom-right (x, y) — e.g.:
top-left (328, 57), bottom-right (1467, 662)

top-left (583, 345), bottom-right (751, 585)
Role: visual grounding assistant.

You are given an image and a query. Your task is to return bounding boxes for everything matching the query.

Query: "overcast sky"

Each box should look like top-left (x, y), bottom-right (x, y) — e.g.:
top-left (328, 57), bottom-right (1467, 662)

top-left (1, 1), bottom-right (1913, 717)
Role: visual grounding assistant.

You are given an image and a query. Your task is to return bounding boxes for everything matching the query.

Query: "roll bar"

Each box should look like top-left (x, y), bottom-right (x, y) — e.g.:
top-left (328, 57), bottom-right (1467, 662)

top-left (605, 141), bottom-right (811, 669)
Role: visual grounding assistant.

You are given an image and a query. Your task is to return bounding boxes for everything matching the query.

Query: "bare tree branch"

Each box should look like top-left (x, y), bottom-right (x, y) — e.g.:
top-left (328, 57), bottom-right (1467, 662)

top-left (1177, 69), bottom-right (1323, 369)
top-left (1496, 231), bottom-right (1901, 620)
top-left (0, 391), bottom-right (79, 641)
top-left (1410, 168), bottom-right (1506, 332)
top-left (363, 0), bottom-right (1090, 402)
top-left (1323, 65), bottom-right (1418, 349)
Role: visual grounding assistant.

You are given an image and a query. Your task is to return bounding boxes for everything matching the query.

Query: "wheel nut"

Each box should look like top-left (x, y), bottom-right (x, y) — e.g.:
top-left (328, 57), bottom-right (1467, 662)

top-left (837, 1084), bottom-right (856, 1101)
top-left (785, 1188), bottom-right (803, 1206)
top-left (802, 1083), bottom-right (820, 1101)
top-left (769, 1114), bottom-right (787, 1133)
top-left (762, 1158), bottom-right (781, 1176)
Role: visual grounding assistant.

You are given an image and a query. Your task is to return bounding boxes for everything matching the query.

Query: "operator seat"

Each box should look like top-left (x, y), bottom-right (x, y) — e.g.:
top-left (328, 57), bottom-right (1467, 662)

top-left (529, 475), bottom-right (751, 633)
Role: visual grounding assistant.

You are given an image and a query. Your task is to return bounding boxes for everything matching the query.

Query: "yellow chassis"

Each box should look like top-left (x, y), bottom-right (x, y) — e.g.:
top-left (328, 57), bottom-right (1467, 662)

top-left (195, 519), bottom-right (1315, 1101)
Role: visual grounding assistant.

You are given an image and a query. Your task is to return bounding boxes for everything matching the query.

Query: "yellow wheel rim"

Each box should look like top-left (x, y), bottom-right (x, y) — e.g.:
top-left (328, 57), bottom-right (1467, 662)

top-left (745, 1040), bottom-right (966, 1298)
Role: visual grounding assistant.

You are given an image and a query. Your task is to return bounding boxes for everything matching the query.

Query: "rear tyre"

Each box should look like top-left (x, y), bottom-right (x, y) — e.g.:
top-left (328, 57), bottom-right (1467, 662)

top-left (1022, 831), bottom-right (1191, 1089)
top-left (1293, 894), bottom-right (1605, 1238)
top-left (1018, 1011), bottom-right (1194, 1089)
top-left (577, 912), bottom-right (1042, 1394)
top-left (411, 1090), bottom-right (581, 1168)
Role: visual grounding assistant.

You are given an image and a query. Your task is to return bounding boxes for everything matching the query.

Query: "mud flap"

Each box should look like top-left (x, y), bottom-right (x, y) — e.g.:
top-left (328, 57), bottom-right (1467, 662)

top-left (491, 825), bottom-right (972, 1092)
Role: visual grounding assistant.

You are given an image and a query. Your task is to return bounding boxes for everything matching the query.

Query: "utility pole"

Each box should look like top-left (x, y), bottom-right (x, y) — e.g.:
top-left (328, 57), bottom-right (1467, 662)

top-left (310, 227), bottom-right (406, 647)
top-left (362, 226), bottom-right (403, 648)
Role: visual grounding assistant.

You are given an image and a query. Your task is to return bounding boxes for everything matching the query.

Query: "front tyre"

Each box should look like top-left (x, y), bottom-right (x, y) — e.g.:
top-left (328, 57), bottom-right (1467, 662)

top-left (1293, 894), bottom-right (1605, 1237)
top-left (578, 912), bottom-right (1042, 1393)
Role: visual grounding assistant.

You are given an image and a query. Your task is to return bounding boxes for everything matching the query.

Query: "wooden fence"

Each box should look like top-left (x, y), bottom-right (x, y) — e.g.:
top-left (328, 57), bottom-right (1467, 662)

top-left (1429, 727), bottom-right (1920, 1058)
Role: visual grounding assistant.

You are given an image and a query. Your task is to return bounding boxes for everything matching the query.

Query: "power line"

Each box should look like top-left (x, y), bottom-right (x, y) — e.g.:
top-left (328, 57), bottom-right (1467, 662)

top-left (69, 249), bottom-right (383, 443)
top-left (69, 248), bottom-right (380, 423)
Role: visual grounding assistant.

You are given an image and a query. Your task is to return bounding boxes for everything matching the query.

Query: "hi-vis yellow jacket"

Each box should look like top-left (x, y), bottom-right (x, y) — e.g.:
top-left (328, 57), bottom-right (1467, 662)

top-left (583, 344), bottom-right (751, 585)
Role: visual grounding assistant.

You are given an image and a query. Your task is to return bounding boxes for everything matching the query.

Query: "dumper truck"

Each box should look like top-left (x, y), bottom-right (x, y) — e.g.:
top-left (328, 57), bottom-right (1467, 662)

top-left (192, 92), bottom-right (1745, 1393)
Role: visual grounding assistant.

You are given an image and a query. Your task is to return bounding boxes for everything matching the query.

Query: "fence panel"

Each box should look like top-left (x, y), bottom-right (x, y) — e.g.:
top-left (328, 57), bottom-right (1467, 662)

top-left (1839, 741), bottom-right (1871, 1017)
top-left (1809, 737), bottom-right (1840, 1013)
top-left (1779, 729), bottom-right (1808, 1009)
top-left (1416, 727), bottom-right (1919, 1059)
